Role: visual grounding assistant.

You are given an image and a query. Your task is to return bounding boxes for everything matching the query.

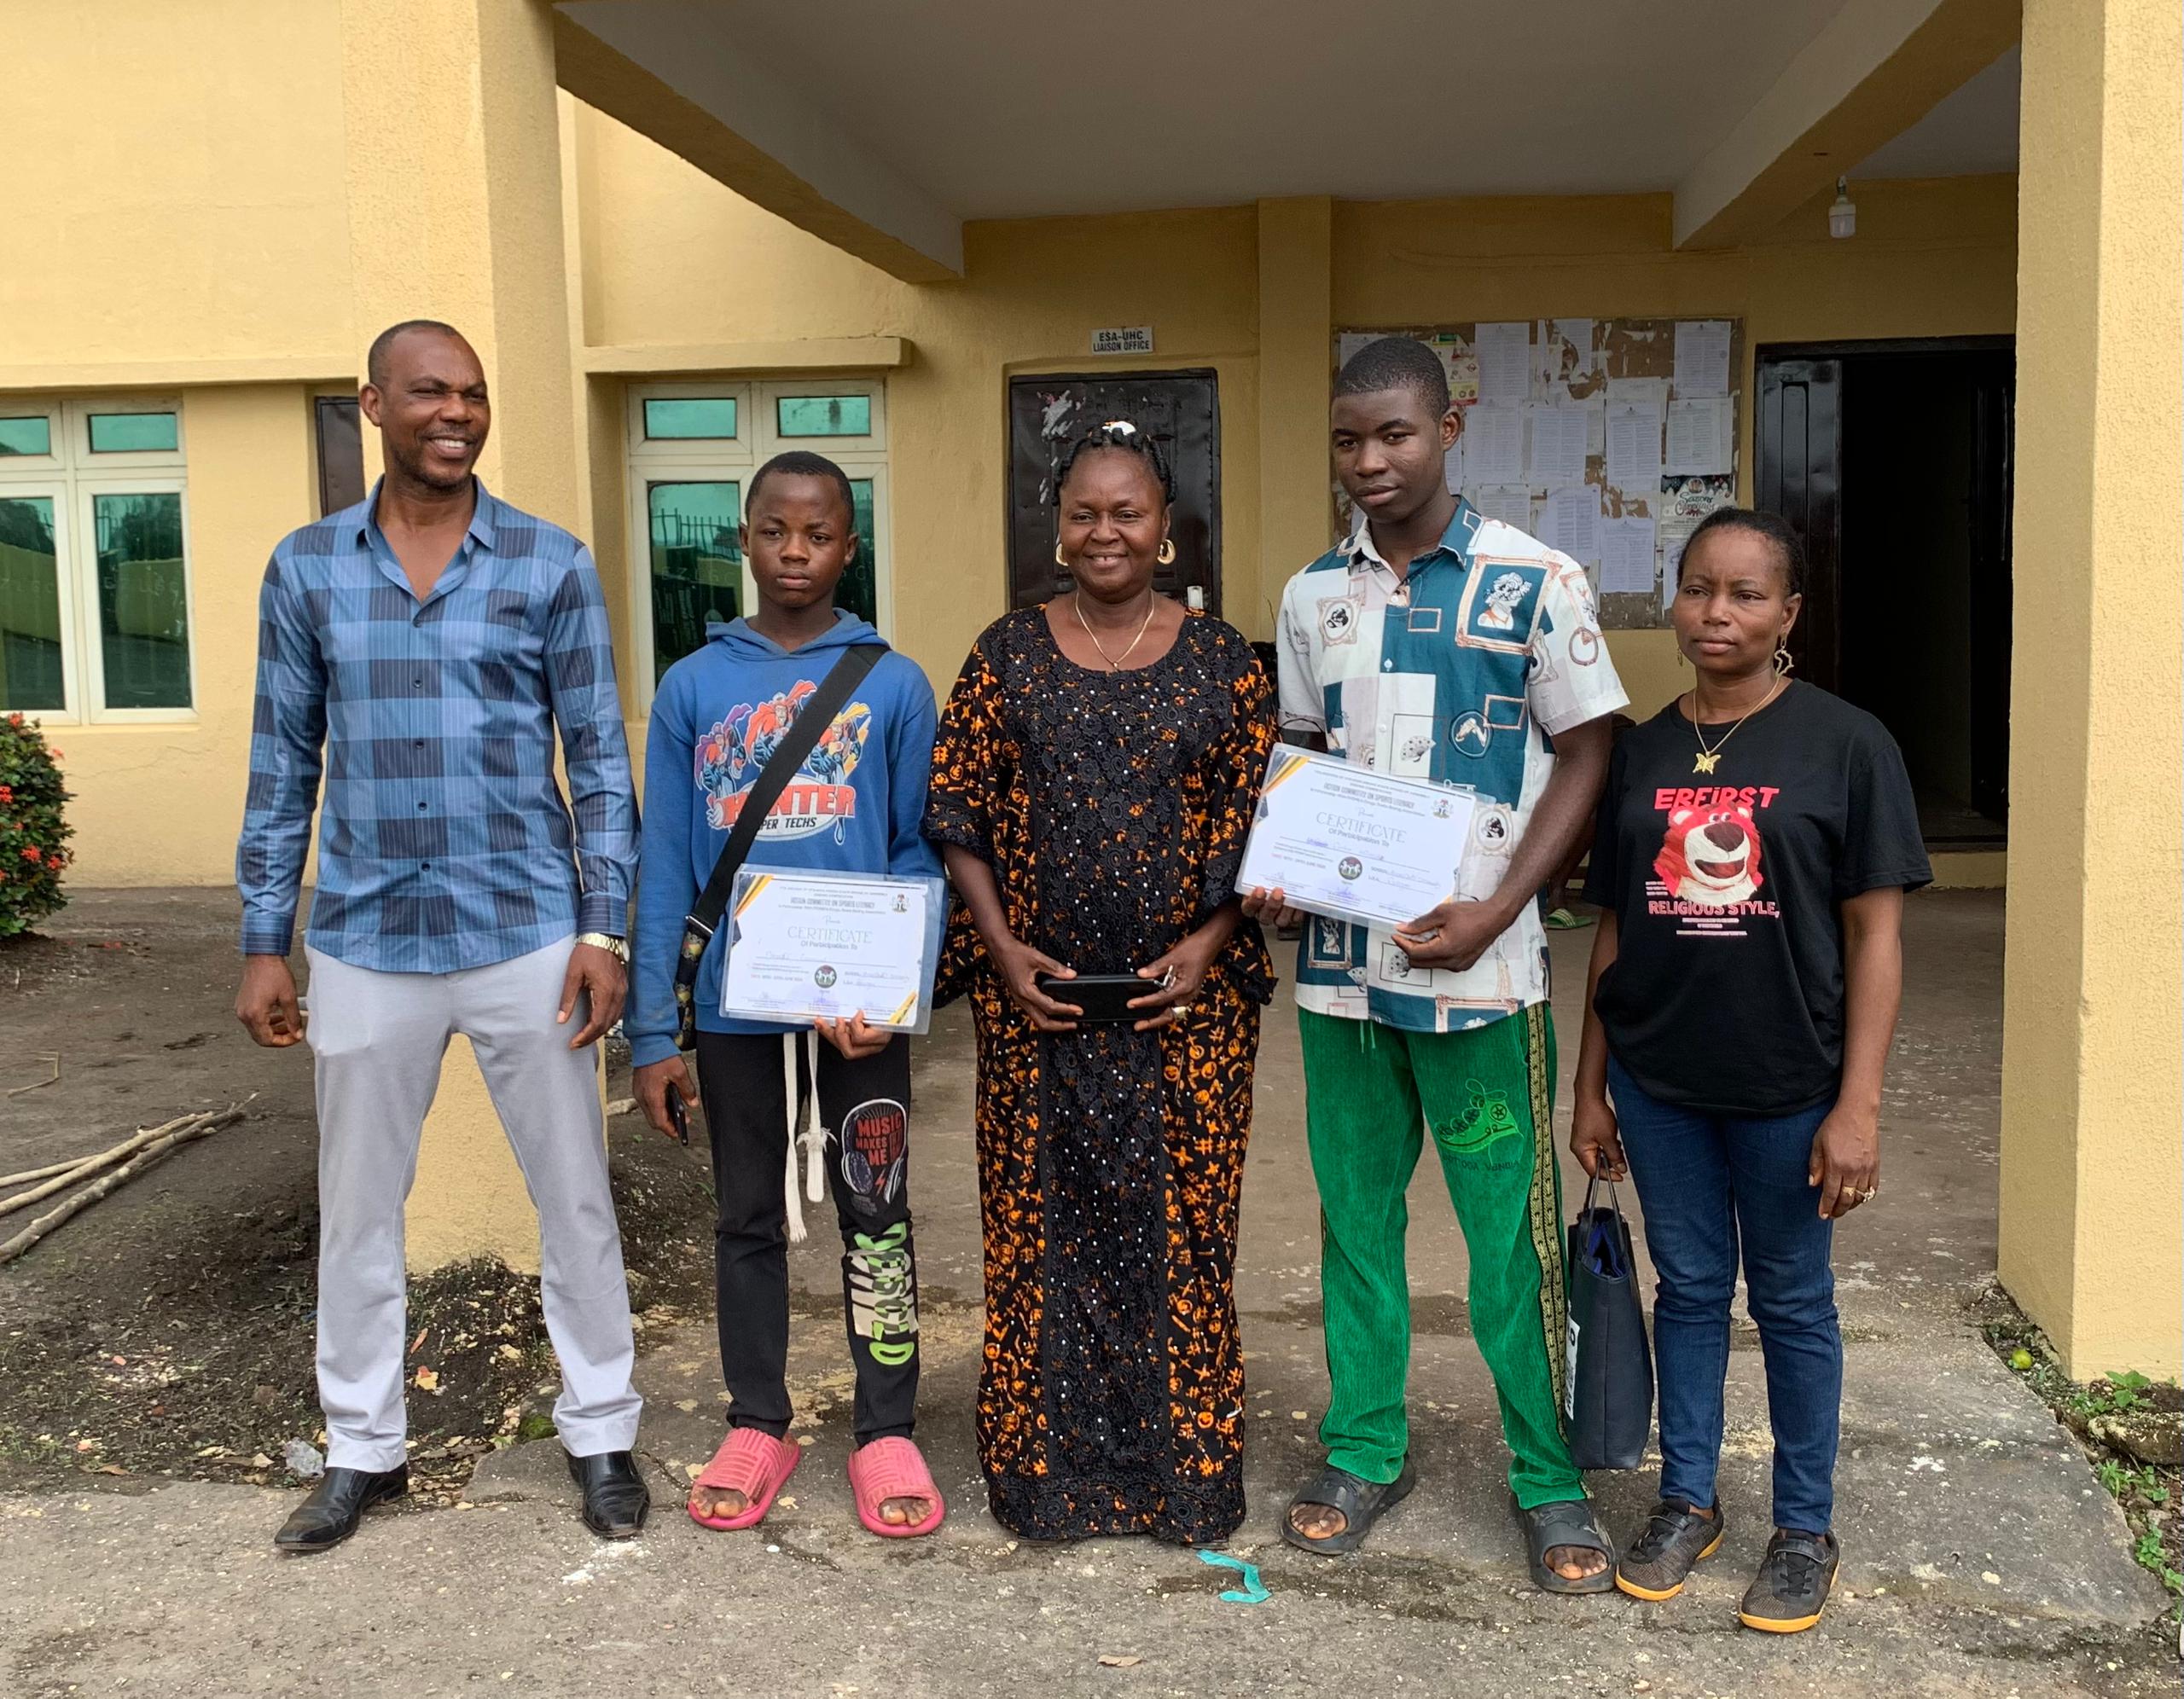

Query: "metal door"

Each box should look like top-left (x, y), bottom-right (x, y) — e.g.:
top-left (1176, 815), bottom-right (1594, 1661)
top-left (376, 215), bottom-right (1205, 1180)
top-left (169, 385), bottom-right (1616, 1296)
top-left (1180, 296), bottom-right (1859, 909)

top-left (1006, 371), bottom-right (1220, 614)
top-left (1753, 356), bottom-right (1843, 689)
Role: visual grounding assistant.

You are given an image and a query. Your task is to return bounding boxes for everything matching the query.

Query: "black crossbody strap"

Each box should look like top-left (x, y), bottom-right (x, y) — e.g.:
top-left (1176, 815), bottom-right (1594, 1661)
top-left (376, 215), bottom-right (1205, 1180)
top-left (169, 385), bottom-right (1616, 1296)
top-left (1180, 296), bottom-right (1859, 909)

top-left (671, 642), bottom-right (886, 1047)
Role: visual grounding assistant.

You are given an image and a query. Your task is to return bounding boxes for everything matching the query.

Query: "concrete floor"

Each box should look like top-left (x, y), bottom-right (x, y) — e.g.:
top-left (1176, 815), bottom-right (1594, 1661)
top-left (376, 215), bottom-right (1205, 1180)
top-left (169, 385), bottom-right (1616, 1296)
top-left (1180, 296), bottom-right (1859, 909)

top-left (1, 890), bottom-right (2172, 1697)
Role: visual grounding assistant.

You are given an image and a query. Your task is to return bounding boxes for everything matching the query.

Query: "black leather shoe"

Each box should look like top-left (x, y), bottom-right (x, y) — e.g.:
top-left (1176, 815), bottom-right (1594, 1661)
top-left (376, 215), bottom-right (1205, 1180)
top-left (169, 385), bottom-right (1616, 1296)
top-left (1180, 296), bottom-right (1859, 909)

top-left (272, 1464), bottom-right (409, 1552)
top-left (567, 1449), bottom-right (650, 1540)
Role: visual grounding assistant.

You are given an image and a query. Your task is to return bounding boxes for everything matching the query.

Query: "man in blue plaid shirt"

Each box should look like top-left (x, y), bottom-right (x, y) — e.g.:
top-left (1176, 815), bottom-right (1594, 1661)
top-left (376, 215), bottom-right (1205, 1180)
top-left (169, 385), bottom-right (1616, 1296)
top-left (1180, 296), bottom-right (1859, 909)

top-left (235, 321), bottom-right (648, 1551)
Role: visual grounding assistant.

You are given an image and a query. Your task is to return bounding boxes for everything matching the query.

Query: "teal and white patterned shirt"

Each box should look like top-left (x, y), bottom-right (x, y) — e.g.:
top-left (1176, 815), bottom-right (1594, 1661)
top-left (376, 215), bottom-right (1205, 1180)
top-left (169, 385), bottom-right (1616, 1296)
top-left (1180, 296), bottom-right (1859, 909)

top-left (1274, 498), bottom-right (1627, 1031)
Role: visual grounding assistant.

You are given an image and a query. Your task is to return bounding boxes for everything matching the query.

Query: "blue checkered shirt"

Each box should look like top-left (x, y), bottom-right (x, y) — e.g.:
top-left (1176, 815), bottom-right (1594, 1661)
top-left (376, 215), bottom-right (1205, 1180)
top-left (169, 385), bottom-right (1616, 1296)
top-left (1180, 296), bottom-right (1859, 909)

top-left (236, 480), bottom-right (637, 972)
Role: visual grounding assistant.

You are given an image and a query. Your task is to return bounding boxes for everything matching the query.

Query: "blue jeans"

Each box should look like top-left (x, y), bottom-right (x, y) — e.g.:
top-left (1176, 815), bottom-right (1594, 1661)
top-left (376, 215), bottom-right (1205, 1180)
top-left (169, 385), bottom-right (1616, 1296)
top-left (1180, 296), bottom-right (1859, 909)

top-left (1607, 1055), bottom-right (1840, 1535)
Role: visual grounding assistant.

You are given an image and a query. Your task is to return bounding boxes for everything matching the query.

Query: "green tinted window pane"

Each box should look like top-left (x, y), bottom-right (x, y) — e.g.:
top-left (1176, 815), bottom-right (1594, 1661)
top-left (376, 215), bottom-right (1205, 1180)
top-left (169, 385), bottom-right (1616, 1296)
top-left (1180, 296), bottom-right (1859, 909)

top-left (648, 481), bottom-right (741, 681)
top-left (643, 397), bottom-right (737, 440)
top-left (87, 412), bottom-right (180, 453)
top-left (835, 478), bottom-right (878, 628)
top-left (0, 417), bottom-right (52, 457)
top-left (775, 395), bottom-right (871, 438)
top-left (93, 492), bottom-right (190, 708)
top-left (0, 496), bottom-right (65, 710)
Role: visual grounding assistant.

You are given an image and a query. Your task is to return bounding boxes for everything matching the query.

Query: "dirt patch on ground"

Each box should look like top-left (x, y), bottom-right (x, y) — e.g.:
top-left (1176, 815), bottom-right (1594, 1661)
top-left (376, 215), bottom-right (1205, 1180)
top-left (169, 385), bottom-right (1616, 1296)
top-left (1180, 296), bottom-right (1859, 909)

top-left (0, 891), bottom-right (717, 1506)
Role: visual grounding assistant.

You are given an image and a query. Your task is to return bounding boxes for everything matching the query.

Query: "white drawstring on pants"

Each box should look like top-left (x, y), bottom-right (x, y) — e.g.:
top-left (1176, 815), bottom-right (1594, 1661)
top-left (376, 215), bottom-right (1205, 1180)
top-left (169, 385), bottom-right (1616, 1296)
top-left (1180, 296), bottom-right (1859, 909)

top-left (781, 1029), bottom-right (829, 1244)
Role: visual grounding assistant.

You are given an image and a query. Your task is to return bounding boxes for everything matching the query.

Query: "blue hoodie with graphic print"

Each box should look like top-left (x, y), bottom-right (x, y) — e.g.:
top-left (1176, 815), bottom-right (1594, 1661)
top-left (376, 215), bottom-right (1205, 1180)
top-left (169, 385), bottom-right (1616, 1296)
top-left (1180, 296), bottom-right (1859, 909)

top-left (627, 611), bottom-right (940, 1066)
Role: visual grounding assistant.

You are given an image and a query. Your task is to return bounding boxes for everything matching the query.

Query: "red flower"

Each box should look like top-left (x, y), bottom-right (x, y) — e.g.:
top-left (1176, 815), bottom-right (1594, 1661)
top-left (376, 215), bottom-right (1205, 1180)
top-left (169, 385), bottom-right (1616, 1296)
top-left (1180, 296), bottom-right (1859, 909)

top-left (21, 846), bottom-right (43, 864)
top-left (0, 785), bottom-right (12, 804)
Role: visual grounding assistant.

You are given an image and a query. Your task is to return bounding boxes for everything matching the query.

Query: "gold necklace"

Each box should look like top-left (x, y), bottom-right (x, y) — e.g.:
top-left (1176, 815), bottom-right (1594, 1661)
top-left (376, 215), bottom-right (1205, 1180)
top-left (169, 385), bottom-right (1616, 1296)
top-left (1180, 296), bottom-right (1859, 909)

top-left (1073, 590), bottom-right (1157, 671)
top-left (1689, 678), bottom-right (1785, 774)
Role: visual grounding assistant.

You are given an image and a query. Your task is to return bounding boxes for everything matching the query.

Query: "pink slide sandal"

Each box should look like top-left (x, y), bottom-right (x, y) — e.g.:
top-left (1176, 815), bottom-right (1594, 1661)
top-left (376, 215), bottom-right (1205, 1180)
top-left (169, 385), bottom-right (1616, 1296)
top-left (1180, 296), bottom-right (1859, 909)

top-left (687, 1428), bottom-right (800, 1532)
top-left (846, 1436), bottom-right (945, 1539)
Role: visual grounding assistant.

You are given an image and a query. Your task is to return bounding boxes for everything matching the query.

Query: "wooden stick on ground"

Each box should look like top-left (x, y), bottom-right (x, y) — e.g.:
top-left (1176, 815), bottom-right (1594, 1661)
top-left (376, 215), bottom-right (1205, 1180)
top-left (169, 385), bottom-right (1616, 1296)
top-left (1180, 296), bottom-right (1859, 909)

top-left (0, 1113), bottom-right (219, 1212)
top-left (0, 1109), bottom-right (242, 1266)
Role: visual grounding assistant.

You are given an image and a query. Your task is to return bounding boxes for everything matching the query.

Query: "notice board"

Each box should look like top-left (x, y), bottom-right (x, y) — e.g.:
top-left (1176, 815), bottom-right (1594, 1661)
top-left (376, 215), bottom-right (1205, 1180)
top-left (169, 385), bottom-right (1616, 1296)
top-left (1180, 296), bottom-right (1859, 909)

top-left (1333, 319), bottom-right (1745, 629)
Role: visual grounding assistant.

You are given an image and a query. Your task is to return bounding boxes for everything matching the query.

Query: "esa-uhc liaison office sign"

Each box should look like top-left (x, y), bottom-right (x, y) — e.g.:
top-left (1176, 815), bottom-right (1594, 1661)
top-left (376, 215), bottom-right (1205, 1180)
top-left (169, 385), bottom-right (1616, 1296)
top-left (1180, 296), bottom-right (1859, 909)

top-left (1090, 326), bottom-right (1154, 356)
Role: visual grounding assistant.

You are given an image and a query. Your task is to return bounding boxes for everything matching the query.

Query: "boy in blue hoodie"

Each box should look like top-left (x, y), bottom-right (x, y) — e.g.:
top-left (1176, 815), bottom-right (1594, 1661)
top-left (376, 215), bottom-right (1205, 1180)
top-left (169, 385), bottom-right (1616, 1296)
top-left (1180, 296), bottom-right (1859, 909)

top-left (630, 451), bottom-right (944, 1538)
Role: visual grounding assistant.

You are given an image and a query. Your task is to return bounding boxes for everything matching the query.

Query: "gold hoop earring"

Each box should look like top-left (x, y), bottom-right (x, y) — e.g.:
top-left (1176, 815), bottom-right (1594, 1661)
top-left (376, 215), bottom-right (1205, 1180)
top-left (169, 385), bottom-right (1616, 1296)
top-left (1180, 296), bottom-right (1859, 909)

top-left (1157, 538), bottom-right (1176, 565)
top-left (1054, 543), bottom-right (1069, 569)
top-left (1774, 646), bottom-right (1795, 677)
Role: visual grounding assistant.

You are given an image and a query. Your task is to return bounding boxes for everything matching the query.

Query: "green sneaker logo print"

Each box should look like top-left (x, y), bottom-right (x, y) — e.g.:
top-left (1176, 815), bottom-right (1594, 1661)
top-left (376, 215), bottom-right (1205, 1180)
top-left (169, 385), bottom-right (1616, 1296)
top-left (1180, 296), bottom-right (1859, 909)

top-left (1437, 1079), bottom-right (1522, 1155)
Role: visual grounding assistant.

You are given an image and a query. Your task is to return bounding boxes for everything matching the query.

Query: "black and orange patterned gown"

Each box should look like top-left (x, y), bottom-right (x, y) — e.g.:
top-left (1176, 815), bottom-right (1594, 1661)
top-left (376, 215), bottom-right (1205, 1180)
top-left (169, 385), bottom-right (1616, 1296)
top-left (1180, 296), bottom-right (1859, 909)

top-left (926, 607), bottom-right (1275, 1545)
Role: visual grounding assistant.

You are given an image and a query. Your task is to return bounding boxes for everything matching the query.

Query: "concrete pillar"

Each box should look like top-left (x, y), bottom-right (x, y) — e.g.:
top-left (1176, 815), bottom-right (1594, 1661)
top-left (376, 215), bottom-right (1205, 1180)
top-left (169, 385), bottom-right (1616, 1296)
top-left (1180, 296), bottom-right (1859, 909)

top-left (339, 0), bottom-right (587, 1273)
top-left (1256, 198), bottom-right (1334, 624)
top-left (1997, 0), bottom-right (2182, 1377)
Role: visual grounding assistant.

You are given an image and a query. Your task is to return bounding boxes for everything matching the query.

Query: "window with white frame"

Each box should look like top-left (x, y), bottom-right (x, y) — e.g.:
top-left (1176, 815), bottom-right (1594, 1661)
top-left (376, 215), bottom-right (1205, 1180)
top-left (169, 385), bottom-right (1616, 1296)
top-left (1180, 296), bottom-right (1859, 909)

top-left (624, 380), bottom-right (890, 697)
top-left (0, 397), bottom-right (194, 720)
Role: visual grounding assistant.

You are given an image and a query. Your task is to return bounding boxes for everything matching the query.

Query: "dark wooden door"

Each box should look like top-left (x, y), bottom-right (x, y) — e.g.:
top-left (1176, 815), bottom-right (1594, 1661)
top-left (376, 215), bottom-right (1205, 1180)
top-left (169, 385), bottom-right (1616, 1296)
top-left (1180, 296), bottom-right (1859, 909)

top-left (1006, 371), bottom-right (1220, 613)
top-left (1753, 356), bottom-right (1843, 689)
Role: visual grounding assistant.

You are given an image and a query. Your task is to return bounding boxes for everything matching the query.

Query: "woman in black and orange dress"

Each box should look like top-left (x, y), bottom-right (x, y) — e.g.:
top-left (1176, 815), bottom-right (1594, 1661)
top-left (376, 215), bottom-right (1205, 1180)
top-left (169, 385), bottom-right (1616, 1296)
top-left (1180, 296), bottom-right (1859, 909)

top-left (926, 420), bottom-right (1274, 1545)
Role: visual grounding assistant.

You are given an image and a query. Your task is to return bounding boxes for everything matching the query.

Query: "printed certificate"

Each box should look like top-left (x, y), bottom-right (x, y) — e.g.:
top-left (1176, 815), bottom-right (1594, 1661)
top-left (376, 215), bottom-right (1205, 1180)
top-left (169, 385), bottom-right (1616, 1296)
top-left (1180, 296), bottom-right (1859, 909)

top-left (721, 872), bottom-right (933, 1030)
top-left (1238, 746), bottom-right (1477, 931)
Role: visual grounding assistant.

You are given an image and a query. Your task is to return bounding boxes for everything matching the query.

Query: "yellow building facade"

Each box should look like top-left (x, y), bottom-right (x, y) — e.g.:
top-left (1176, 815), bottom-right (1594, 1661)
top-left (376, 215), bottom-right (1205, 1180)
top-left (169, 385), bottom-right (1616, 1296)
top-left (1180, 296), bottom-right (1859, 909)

top-left (1, 0), bottom-right (2175, 1372)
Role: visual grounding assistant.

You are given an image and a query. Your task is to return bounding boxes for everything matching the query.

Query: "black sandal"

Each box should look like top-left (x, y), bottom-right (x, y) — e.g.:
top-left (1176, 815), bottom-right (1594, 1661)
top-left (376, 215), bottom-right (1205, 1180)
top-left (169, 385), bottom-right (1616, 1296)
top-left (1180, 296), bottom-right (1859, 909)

top-left (1513, 1495), bottom-right (1617, 1595)
top-left (1280, 1459), bottom-right (1417, 1557)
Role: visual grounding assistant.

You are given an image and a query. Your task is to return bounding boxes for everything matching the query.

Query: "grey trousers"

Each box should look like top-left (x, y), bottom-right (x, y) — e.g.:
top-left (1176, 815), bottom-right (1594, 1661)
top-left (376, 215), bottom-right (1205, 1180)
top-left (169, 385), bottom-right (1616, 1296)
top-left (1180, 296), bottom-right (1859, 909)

top-left (304, 936), bottom-right (642, 1470)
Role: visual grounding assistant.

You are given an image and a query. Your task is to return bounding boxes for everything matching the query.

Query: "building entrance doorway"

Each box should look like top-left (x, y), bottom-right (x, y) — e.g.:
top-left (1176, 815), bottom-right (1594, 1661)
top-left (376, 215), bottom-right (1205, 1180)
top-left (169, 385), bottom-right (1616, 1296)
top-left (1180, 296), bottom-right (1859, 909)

top-left (1756, 338), bottom-right (2013, 845)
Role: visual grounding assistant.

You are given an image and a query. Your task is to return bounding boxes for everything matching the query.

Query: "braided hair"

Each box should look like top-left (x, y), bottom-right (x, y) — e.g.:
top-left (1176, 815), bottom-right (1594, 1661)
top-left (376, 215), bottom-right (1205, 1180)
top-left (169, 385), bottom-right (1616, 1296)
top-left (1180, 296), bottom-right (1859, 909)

top-left (1054, 418), bottom-right (1176, 507)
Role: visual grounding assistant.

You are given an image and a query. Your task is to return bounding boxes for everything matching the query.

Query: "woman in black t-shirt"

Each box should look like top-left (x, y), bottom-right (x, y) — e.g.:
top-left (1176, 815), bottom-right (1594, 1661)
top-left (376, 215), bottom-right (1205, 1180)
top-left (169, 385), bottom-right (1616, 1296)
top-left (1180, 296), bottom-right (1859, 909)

top-left (1569, 508), bottom-right (1930, 1635)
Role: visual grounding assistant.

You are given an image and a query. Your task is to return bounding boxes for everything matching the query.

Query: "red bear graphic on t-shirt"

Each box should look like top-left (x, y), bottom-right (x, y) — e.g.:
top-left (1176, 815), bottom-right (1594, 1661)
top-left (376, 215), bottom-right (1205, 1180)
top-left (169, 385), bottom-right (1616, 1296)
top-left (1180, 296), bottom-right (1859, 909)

top-left (1654, 805), bottom-right (1765, 907)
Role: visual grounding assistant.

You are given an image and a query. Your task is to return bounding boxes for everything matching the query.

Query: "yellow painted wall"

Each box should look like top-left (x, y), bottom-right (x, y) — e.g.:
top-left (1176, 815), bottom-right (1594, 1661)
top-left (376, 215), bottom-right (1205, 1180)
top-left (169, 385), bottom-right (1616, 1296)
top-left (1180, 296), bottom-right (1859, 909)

top-left (1997, 0), bottom-right (2182, 1379)
top-left (5, 72), bottom-right (2018, 888)
top-left (573, 102), bottom-right (2016, 724)
top-left (0, 1), bottom-right (352, 374)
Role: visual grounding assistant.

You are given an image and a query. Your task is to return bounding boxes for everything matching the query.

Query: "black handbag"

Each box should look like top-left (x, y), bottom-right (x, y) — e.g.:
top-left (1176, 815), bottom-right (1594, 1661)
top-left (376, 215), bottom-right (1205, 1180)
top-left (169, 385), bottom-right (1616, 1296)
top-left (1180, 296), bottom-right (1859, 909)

top-left (671, 643), bottom-right (886, 1051)
top-left (1563, 1174), bottom-right (1655, 1471)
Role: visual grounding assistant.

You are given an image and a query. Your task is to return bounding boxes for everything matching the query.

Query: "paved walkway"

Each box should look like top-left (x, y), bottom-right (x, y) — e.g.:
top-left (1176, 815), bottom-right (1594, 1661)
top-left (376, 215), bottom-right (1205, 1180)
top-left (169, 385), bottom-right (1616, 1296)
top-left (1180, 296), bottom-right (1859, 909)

top-left (1, 892), bottom-right (2170, 1696)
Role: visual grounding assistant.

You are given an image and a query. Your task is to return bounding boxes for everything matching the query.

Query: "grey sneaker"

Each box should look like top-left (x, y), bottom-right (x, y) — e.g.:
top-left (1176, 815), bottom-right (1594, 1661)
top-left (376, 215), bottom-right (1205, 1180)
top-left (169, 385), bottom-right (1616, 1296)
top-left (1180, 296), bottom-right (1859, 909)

top-left (1615, 1501), bottom-right (1726, 1600)
top-left (1739, 1529), bottom-right (1838, 1632)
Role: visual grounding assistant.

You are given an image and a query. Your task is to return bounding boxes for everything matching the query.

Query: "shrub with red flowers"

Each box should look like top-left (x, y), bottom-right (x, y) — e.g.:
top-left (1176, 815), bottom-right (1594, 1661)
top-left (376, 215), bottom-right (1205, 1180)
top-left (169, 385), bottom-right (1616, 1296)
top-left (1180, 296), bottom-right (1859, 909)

top-left (0, 711), bottom-right (72, 937)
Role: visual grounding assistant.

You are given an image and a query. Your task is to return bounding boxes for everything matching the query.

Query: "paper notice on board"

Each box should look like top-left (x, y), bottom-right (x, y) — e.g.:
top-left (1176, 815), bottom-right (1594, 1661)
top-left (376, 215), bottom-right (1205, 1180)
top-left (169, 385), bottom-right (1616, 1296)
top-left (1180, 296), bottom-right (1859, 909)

top-left (1528, 403), bottom-right (1589, 488)
top-left (1444, 349), bottom-right (1481, 408)
top-left (1443, 442), bottom-right (1464, 496)
top-left (1461, 405), bottom-right (1525, 487)
top-left (1337, 333), bottom-right (1376, 370)
top-left (1584, 391), bottom-right (1607, 456)
top-left (1659, 518), bottom-right (1698, 609)
top-left (1666, 397), bottom-right (1734, 476)
top-left (1472, 322), bottom-right (1531, 406)
top-left (1605, 401), bottom-right (1665, 491)
top-left (1553, 319), bottom-right (1594, 357)
top-left (1536, 485), bottom-right (1600, 565)
top-left (1600, 515), bottom-right (1658, 595)
top-left (1673, 321), bottom-right (1732, 397)
top-left (1467, 485), bottom-right (1532, 529)
top-left (1608, 375), bottom-right (1672, 411)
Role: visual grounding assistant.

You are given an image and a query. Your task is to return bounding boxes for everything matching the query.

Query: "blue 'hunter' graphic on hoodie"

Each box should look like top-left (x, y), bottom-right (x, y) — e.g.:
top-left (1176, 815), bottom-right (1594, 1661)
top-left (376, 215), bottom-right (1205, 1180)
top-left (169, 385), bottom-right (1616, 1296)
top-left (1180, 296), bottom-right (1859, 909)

top-left (626, 610), bottom-right (939, 1064)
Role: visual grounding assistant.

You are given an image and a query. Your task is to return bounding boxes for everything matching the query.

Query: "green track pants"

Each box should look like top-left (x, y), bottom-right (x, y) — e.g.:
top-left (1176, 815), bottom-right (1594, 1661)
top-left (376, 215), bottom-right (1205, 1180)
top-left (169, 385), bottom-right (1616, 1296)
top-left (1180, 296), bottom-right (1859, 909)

top-left (1298, 1003), bottom-right (1584, 1509)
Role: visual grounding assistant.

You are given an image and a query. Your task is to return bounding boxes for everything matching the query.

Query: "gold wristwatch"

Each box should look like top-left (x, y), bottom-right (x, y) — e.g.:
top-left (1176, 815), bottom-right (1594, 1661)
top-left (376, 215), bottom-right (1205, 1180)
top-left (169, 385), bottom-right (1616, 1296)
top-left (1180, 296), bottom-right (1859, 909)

top-left (574, 931), bottom-right (629, 964)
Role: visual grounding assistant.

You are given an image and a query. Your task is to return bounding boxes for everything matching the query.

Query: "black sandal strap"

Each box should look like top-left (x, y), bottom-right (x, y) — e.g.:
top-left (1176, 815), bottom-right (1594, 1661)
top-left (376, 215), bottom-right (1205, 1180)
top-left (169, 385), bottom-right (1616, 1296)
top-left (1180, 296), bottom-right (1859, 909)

top-left (1514, 1496), bottom-right (1616, 1594)
top-left (1281, 1460), bottom-right (1416, 1557)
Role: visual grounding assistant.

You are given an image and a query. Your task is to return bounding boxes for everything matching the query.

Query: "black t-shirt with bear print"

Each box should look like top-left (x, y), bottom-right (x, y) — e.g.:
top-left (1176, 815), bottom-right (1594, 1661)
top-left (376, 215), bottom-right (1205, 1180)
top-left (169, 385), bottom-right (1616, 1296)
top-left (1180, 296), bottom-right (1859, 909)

top-left (1583, 681), bottom-right (1931, 1116)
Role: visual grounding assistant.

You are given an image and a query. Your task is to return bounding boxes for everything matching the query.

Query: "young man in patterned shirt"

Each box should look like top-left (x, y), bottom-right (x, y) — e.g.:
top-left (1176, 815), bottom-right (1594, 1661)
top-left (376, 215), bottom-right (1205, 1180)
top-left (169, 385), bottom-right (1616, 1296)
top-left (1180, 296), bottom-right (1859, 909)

top-left (1246, 336), bottom-right (1627, 1591)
